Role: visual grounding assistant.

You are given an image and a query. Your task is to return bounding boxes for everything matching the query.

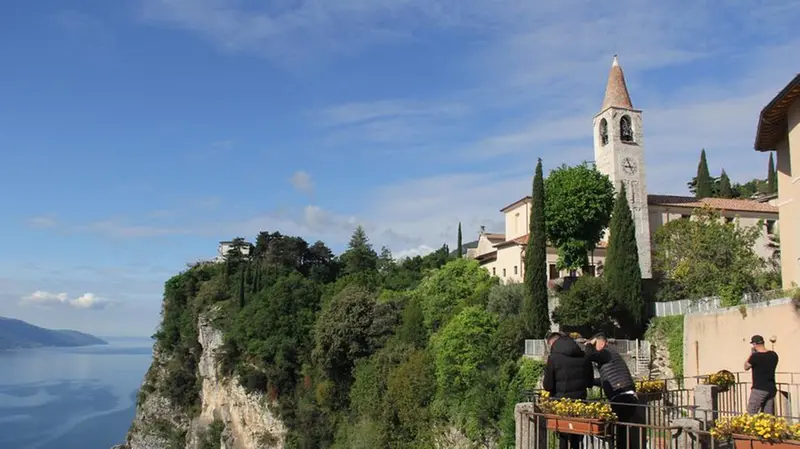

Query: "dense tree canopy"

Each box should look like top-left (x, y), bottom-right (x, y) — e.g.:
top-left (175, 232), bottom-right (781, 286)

top-left (552, 276), bottom-right (613, 336)
top-left (687, 151), bottom-right (775, 199)
top-left (653, 205), bottom-right (765, 305)
top-left (544, 162), bottom-right (615, 270)
top-left (150, 225), bottom-right (541, 449)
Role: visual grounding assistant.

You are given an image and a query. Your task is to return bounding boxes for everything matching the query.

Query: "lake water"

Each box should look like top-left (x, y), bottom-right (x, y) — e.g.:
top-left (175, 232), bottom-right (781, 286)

top-left (0, 338), bottom-right (153, 449)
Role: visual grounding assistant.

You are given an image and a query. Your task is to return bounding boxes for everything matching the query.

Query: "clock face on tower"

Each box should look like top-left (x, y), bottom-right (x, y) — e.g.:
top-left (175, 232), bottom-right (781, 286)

top-left (621, 157), bottom-right (637, 175)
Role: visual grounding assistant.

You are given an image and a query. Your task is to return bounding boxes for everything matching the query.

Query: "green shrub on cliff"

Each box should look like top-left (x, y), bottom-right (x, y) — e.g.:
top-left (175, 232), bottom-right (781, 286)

top-left (149, 228), bottom-right (543, 448)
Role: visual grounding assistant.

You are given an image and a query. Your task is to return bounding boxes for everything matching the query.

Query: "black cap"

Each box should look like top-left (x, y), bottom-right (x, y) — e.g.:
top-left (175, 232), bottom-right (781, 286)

top-left (750, 335), bottom-right (765, 345)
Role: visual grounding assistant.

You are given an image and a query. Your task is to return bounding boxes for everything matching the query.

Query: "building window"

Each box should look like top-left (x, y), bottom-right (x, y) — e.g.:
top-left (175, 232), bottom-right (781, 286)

top-left (681, 214), bottom-right (690, 220)
top-left (548, 264), bottom-right (558, 280)
top-left (585, 265), bottom-right (596, 277)
top-left (725, 216), bottom-right (734, 224)
top-left (503, 268), bottom-right (507, 277)
top-left (514, 265), bottom-right (518, 275)
top-left (492, 267), bottom-right (496, 276)
top-left (599, 118), bottom-right (609, 146)
top-left (766, 220), bottom-right (775, 235)
top-left (620, 115), bottom-right (634, 142)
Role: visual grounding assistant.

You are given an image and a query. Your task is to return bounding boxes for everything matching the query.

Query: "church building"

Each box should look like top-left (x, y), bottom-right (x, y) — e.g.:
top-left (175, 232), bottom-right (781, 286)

top-left (469, 56), bottom-right (779, 284)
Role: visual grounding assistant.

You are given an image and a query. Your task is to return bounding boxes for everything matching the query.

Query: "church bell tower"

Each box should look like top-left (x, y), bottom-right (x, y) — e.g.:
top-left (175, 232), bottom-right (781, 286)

top-left (592, 55), bottom-right (652, 279)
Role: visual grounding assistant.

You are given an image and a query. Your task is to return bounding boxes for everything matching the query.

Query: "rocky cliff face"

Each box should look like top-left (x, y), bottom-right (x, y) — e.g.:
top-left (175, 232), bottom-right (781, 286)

top-left (113, 312), bottom-right (286, 449)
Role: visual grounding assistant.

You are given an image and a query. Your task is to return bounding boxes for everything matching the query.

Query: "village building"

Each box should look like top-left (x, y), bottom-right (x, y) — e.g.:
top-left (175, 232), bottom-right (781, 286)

top-left (754, 73), bottom-right (800, 289)
top-left (470, 56), bottom-right (780, 284)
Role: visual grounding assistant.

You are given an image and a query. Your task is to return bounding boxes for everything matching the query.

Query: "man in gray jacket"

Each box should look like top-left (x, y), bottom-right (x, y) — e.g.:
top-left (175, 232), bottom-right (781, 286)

top-left (584, 333), bottom-right (643, 449)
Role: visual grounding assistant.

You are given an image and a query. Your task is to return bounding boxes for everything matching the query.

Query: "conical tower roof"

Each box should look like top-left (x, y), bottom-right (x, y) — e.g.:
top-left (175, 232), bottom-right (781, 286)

top-left (600, 55), bottom-right (633, 111)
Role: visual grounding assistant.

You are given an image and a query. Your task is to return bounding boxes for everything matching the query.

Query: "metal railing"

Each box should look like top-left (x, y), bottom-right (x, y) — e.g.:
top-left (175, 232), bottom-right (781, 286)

top-left (517, 398), bottom-right (800, 449)
top-left (524, 339), bottom-right (652, 378)
top-left (653, 289), bottom-right (786, 317)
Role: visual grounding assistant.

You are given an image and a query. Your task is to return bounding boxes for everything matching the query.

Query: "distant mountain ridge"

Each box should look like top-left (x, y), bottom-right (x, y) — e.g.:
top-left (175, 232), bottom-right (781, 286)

top-left (0, 316), bottom-right (107, 350)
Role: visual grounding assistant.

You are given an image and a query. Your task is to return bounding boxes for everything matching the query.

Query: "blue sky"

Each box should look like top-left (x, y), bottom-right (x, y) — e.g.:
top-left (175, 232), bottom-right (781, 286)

top-left (1, 0), bottom-right (798, 337)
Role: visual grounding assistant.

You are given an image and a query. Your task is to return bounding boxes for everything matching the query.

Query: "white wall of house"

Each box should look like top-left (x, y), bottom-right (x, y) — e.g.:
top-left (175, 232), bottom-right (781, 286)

top-left (648, 206), bottom-right (779, 261)
top-left (503, 202), bottom-right (530, 241)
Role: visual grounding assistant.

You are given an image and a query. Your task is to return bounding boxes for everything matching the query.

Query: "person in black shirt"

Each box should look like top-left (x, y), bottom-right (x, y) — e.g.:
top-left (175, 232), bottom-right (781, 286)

top-left (584, 333), bottom-right (644, 449)
top-left (744, 334), bottom-right (779, 415)
top-left (542, 332), bottom-right (594, 449)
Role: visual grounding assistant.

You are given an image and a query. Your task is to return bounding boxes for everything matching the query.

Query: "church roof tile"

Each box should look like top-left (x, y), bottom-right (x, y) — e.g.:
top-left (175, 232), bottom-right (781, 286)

top-left (600, 55), bottom-right (634, 111)
top-left (646, 194), bottom-right (778, 213)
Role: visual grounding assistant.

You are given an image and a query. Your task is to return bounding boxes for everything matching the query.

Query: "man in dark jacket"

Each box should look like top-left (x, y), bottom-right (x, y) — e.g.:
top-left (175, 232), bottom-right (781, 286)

top-left (542, 332), bottom-right (594, 449)
top-left (584, 333), bottom-right (643, 449)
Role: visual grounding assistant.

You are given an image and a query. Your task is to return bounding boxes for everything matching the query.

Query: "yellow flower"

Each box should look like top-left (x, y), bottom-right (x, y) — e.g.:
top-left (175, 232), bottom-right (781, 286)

top-left (538, 398), bottom-right (618, 422)
top-left (704, 370), bottom-right (736, 390)
top-left (712, 414), bottom-right (797, 442)
top-left (635, 379), bottom-right (666, 393)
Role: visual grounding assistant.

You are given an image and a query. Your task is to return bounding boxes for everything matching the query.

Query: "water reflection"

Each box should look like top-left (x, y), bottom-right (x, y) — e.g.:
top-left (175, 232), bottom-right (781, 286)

top-left (0, 338), bottom-right (152, 449)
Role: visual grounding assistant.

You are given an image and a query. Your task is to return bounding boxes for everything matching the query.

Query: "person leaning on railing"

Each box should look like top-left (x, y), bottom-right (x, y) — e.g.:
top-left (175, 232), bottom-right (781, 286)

top-left (584, 333), bottom-right (645, 449)
top-left (542, 332), bottom-right (595, 449)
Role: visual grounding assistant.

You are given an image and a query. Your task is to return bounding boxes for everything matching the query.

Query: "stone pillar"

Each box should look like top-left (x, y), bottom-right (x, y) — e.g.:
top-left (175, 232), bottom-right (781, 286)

top-left (515, 402), bottom-right (547, 449)
top-left (670, 418), bottom-right (707, 449)
top-left (694, 384), bottom-right (719, 425)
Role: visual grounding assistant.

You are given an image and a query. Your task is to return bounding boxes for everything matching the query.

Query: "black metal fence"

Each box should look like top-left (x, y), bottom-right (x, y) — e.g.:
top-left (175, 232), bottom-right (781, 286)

top-left (520, 399), bottom-right (800, 449)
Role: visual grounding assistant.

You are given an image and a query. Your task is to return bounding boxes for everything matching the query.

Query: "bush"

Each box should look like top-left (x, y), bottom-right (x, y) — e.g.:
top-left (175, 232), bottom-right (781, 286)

top-left (552, 276), bottom-right (614, 336)
top-left (199, 420), bottom-right (225, 449)
top-left (487, 283), bottom-right (525, 319)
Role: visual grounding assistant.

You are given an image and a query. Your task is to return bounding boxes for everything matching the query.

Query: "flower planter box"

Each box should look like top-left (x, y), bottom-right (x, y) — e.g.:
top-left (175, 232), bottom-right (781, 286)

top-left (732, 435), bottom-right (800, 449)
top-left (544, 415), bottom-right (610, 436)
top-left (638, 391), bottom-right (664, 402)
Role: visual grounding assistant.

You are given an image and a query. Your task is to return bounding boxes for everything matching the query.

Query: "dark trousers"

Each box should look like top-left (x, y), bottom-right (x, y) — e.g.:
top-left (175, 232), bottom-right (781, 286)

top-left (611, 394), bottom-right (644, 449)
top-left (558, 433), bottom-right (582, 449)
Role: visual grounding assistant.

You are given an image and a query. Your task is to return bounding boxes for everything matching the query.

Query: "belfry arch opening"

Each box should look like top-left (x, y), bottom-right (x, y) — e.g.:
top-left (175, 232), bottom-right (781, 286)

top-left (620, 115), bottom-right (634, 143)
top-left (599, 118), bottom-right (609, 145)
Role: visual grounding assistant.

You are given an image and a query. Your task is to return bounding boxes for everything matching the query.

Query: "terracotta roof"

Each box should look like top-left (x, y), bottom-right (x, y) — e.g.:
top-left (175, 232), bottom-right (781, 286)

top-left (755, 74), bottom-right (800, 151)
top-left (483, 233), bottom-right (506, 242)
top-left (475, 250), bottom-right (497, 263)
top-left (495, 234), bottom-right (607, 249)
top-left (647, 194), bottom-right (778, 213)
top-left (500, 196), bottom-right (531, 212)
top-left (600, 55), bottom-right (634, 111)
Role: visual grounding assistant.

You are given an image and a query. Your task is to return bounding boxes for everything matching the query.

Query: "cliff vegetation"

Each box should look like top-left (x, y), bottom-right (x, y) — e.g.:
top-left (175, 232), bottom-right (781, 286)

top-left (127, 228), bottom-right (544, 449)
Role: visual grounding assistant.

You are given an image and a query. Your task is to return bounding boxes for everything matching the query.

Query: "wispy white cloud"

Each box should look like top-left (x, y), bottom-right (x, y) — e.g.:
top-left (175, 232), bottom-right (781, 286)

top-left (312, 100), bottom-right (468, 128)
top-left (28, 216), bottom-right (59, 229)
top-left (99, 0), bottom-right (800, 257)
top-left (20, 291), bottom-right (111, 310)
top-left (290, 170), bottom-right (314, 195)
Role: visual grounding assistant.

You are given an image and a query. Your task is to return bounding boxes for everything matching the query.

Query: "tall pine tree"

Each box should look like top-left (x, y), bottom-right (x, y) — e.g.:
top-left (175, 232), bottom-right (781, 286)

top-left (767, 153), bottom-right (777, 194)
top-left (695, 149), bottom-right (713, 199)
top-left (523, 159), bottom-right (551, 338)
top-left (341, 226), bottom-right (378, 275)
top-left (718, 169), bottom-right (733, 198)
top-left (604, 183), bottom-right (643, 336)
top-left (457, 222), bottom-right (463, 258)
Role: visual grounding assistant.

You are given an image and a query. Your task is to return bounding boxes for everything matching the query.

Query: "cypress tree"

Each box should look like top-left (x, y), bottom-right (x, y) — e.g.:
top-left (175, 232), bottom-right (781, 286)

top-left (457, 222), bottom-right (463, 258)
top-left (695, 149), bottom-right (713, 199)
top-left (252, 259), bottom-right (261, 294)
top-left (238, 265), bottom-right (246, 309)
top-left (768, 153), bottom-right (777, 194)
top-left (523, 159), bottom-right (551, 338)
top-left (718, 169), bottom-right (733, 198)
top-left (604, 183), bottom-right (643, 335)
